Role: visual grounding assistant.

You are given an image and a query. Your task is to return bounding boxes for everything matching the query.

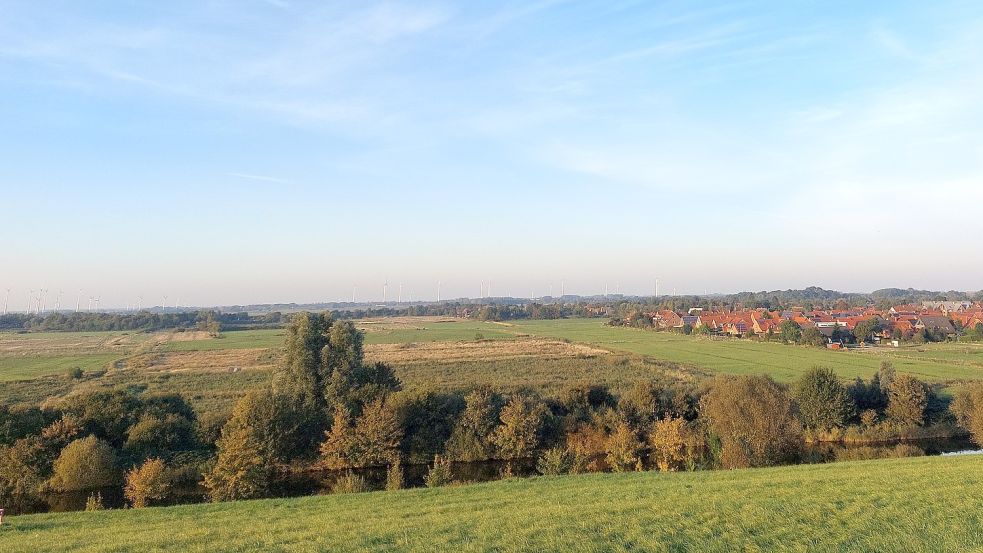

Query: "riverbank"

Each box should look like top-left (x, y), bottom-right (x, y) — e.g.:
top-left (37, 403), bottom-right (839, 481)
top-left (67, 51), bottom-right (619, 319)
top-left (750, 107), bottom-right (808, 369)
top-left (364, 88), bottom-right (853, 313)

top-left (5, 454), bottom-right (983, 552)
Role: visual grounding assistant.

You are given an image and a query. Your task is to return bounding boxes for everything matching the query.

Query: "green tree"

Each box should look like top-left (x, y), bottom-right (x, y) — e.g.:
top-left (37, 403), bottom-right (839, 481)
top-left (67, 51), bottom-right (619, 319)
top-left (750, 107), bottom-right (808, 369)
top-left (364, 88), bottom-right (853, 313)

top-left (885, 374), bottom-right (927, 427)
top-left (352, 398), bottom-right (402, 467)
top-left (445, 386), bottom-right (501, 461)
top-left (794, 367), bottom-right (854, 430)
top-left (204, 413), bottom-right (269, 502)
top-left (700, 375), bottom-right (802, 469)
top-left (50, 435), bottom-right (120, 492)
top-left (779, 320), bottom-right (802, 344)
top-left (491, 397), bottom-right (549, 460)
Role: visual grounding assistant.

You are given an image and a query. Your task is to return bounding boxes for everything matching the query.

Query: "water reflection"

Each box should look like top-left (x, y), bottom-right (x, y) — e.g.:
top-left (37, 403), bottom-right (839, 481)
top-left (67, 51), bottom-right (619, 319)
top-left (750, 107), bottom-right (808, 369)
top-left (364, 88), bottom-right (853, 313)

top-left (36, 437), bottom-right (978, 515)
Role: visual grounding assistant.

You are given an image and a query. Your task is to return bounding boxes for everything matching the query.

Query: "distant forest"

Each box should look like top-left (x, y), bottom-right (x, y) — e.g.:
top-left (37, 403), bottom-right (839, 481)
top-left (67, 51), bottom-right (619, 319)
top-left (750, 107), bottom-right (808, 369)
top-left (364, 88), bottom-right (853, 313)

top-left (1, 287), bottom-right (980, 331)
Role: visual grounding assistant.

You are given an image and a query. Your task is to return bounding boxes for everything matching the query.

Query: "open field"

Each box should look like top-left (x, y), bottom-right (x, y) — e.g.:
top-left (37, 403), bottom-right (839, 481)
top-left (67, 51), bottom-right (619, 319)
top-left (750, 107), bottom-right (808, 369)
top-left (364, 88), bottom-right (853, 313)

top-left (4, 454), bottom-right (982, 552)
top-left (3, 316), bottom-right (982, 396)
top-left (506, 319), bottom-right (983, 383)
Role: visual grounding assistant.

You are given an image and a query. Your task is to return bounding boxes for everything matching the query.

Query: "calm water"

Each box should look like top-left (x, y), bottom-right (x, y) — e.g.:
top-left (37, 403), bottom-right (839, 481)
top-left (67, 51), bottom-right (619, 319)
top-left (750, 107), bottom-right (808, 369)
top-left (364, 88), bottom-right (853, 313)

top-left (32, 437), bottom-right (979, 515)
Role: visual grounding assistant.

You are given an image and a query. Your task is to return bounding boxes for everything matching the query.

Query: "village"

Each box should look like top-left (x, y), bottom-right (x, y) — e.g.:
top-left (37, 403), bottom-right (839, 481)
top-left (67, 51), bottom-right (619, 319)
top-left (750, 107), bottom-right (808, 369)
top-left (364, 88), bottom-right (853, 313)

top-left (634, 300), bottom-right (983, 347)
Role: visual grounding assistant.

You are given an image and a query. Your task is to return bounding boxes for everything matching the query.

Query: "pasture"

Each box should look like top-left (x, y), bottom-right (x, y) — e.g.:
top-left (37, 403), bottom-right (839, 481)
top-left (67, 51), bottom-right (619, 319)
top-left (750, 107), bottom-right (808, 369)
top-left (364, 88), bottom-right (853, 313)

top-left (4, 454), bottom-right (982, 552)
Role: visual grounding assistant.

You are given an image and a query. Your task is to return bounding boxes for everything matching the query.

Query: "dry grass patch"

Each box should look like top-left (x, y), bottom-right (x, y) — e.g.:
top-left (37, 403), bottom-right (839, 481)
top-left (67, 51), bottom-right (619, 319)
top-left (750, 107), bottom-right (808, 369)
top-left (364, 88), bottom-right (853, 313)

top-left (123, 348), bottom-right (279, 373)
top-left (365, 338), bottom-right (609, 365)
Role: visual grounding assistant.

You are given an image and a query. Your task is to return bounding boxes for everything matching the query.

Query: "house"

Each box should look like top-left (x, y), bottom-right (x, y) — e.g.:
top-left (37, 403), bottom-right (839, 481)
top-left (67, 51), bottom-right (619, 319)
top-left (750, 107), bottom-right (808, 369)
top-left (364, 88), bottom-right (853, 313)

top-left (915, 315), bottom-right (957, 336)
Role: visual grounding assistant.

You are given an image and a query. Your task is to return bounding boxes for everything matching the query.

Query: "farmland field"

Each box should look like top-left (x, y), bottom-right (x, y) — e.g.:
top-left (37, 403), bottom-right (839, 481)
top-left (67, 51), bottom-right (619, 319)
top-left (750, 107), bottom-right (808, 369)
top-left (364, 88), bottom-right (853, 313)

top-left (3, 317), bottom-right (983, 390)
top-left (4, 454), bottom-right (982, 552)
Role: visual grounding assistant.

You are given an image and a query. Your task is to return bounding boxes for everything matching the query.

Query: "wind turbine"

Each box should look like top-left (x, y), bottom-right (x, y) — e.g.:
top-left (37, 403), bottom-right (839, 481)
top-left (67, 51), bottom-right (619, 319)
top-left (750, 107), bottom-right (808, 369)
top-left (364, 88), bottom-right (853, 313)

top-left (137, 296), bottom-right (143, 311)
top-left (352, 285), bottom-right (356, 304)
top-left (27, 290), bottom-right (34, 314)
top-left (2, 288), bottom-right (9, 315)
top-left (436, 280), bottom-right (441, 303)
top-left (76, 289), bottom-right (82, 313)
top-left (398, 283), bottom-right (402, 304)
top-left (55, 290), bottom-right (62, 312)
top-left (162, 295), bottom-right (168, 312)
top-left (383, 279), bottom-right (388, 304)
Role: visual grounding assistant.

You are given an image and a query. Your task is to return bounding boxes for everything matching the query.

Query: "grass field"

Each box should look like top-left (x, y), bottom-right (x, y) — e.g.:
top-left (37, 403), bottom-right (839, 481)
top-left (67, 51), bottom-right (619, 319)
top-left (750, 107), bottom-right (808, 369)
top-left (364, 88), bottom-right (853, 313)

top-left (4, 454), bottom-right (981, 552)
top-left (506, 319), bottom-right (983, 383)
top-left (2, 316), bottom-right (982, 394)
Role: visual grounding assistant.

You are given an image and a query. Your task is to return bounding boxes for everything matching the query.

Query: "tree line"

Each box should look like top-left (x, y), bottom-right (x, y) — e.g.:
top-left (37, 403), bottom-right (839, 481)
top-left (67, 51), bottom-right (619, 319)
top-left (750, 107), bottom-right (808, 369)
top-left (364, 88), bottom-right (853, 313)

top-left (3, 313), bottom-right (983, 514)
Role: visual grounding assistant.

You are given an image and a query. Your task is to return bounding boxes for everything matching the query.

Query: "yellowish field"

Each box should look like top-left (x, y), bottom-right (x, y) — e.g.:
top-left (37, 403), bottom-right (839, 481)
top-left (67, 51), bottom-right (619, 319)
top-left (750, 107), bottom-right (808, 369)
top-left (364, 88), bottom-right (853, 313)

top-left (364, 338), bottom-right (608, 365)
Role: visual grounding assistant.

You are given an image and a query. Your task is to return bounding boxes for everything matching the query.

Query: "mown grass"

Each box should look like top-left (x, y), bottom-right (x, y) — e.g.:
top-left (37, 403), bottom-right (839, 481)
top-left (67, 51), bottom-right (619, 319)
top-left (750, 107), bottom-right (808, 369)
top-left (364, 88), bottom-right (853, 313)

top-left (508, 319), bottom-right (983, 383)
top-left (4, 454), bottom-right (982, 552)
top-left (0, 353), bottom-right (121, 381)
top-left (358, 319), bottom-right (517, 344)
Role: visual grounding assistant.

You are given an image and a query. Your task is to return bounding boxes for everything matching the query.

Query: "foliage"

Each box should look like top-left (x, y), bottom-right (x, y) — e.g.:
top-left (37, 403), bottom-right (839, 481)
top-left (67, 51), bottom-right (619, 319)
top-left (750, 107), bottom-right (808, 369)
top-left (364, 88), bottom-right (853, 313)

top-left (794, 367), bottom-right (854, 431)
top-left (124, 458), bottom-right (171, 508)
top-left (536, 447), bottom-right (574, 476)
top-left (649, 416), bottom-right (688, 472)
top-left (445, 386), bottom-right (501, 462)
top-left (491, 396), bottom-right (549, 460)
top-left (84, 492), bottom-right (105, 511)
top-left (424, 455), bottom-right (453, 488)
top-left (700, 375), bottom-right (802, 468)
top-left (331, 472), bottom-right (369, 494)
top-left (50, 435), bottom-right (119, 492)
top-left (605, 420), bottom-right (643, 472)
top-left (204, 407), bottom-right (269, 502)
top-left (885, 374), bottom-right (927, 428)
top-left (386, 459), bottom-right (404, 491)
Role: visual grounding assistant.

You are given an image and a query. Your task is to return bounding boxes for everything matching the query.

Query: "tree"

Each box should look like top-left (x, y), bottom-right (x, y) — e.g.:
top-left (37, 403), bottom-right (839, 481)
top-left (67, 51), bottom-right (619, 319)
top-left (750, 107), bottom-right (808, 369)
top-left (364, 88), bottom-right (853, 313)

top-left (319, 405), bottom-right (357, 470)
top-left (59, 390), bottom-right (140, 447)
top-left (353, 398), bottom-right (402, 467)
top-left (491, 397), bottom-right (548, 460)
top-left (445, 387), bottom-right (501, 461)
top-left (700, 375), bottom-right (802, 469)
top-left (650, 416), bottom-right (687, 472)
top-left (204, 408), bottom-right (269, 502)
top-left (536, 447), bottom-right (574, 476)
top-left (273, 312), bottom-right (332, 454)
top-left (779, 320), bottom-right (802, 344)
top-left (124, 414), bottom-right (197, 461)
top-left (951, 383), bottom-right (983, 445)
top-left (50, 435), bottom-right (120, 492)
top-left (853, 318), bottom-right (882, 344)
top-left (794, 367), bottom-right (854, 430)
top-left (885, 374), bottom-right (927, 427)
top-left (0, 437), bottom-right (50, 513)
top-left (124, 458), bottom-right (171, 508)
top-left (800, 327), bottom-right (827, 347)
top-left (605, 420), bottom-right (643, 472)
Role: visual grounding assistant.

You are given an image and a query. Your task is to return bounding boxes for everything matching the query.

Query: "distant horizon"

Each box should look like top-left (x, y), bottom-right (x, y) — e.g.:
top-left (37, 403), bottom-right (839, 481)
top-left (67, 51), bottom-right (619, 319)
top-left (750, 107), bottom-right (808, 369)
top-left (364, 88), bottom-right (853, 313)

top-left (2, 283), bottom-right (980, 314)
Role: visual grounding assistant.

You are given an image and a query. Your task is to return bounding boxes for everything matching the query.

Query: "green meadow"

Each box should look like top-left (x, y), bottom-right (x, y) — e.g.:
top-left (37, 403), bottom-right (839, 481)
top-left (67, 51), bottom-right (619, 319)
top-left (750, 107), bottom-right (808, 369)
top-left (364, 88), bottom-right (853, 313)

top-left (4, 454), bottom-right (982, 552)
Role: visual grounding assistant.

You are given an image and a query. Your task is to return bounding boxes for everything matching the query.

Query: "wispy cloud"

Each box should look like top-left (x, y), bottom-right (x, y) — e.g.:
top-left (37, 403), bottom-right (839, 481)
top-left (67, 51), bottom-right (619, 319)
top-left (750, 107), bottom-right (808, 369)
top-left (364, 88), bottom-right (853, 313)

top-left (229, 173), bottom-right (290, 184)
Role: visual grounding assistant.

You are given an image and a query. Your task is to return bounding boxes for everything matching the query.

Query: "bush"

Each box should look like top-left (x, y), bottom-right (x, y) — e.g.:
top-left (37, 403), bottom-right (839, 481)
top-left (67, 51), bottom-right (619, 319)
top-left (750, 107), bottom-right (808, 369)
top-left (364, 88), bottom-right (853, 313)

top-left (50, 435), bottom-right (119, 492)
top-left (424, 455), bottom-right (453, 488)
top-left (536, 447), bottom-right (573, 476)
top-left (386, 460), bottom-right (404, 491)
top-left (700, 375), bottom-right (802, 469)
top-left (794, 367), bottom-right (854, 431)
top-left (85, 492), bottom-right (105, 511)
top-left (124, 458), bottom-right (171, 508)
top-left (650, 417), bottom-right (687, 472)
top-left (331, 472), bottom-right (368, 494)
top-left (605, 421), bottom-right (643, 472)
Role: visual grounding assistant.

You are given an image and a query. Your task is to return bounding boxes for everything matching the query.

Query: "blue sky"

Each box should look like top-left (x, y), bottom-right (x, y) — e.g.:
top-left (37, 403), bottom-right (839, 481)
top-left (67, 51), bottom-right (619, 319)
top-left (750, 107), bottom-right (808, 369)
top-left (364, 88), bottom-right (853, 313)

top-left (1, 1), bottom-right (982, 308)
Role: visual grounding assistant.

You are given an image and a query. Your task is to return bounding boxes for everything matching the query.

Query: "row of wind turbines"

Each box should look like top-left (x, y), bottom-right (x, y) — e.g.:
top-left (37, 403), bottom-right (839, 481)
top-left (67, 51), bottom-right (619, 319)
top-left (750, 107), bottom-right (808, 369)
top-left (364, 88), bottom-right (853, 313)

top-left (0, 288), bottom-right (182, 316)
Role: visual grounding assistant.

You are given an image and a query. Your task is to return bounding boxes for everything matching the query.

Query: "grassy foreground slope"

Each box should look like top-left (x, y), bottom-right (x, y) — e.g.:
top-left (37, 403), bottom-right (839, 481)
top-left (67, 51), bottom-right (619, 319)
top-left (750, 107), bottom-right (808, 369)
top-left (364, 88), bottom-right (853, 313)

top-left (5, 455), bottom-right (983, 552)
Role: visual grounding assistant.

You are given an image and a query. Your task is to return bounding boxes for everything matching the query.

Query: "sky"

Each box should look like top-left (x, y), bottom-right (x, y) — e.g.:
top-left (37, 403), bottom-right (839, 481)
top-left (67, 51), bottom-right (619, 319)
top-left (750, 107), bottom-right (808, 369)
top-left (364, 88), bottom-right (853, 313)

top-left (1, 1), bottom-right (982, 309)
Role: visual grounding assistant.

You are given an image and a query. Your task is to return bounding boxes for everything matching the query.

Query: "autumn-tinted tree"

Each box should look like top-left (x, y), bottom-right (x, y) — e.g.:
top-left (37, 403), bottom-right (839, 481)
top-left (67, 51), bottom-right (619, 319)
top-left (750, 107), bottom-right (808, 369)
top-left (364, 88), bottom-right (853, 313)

top-left (700, 375), bottom-right (802, 469)
top-left (605, 420), bottom-right (643, 472)
top-left (50, 435), bottom-right (120, 492)
top-left (124, 457), bottom-right (170, 508)
top-left (794, 367), bottom-right (854, 430)
top-left (204, 410), bottom-right (269, 502)
top-left (650, 416), bottom-right (688, 472)
top-left (951, 383), bottom-right (983, 445)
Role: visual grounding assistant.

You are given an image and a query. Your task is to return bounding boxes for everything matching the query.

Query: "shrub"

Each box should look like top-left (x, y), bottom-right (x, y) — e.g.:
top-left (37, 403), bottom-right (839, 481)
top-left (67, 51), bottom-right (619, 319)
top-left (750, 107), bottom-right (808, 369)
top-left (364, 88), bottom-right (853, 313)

top-left (794, 367), bottom-right (854, 431)
top-left (204, 410), bottom-right (269, 502)
top-left (605, 421), bottom-right (643, 472)
top-left (650, 416), bottom-right (687, 472)
top-left (386, 460), bottom-right (404, 491)
top-left (886, 374), bottom-right (927, 428)
top-left (50, 435), bottom-right (119, 492)
top-left (424, 455), bottom-right (453, 488)
top-left (85, 492), bottom-right (105, 511)
top-left (124, 458), bottom-right (171, 508)
top-left (332, 472), bottom-right (368, 494)
top-left (491, 397), bottom-right (549, 460)
top-left (536, 447), bottom-right (573, 476)
top-left (700, 375), bottom-right (802, 469)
